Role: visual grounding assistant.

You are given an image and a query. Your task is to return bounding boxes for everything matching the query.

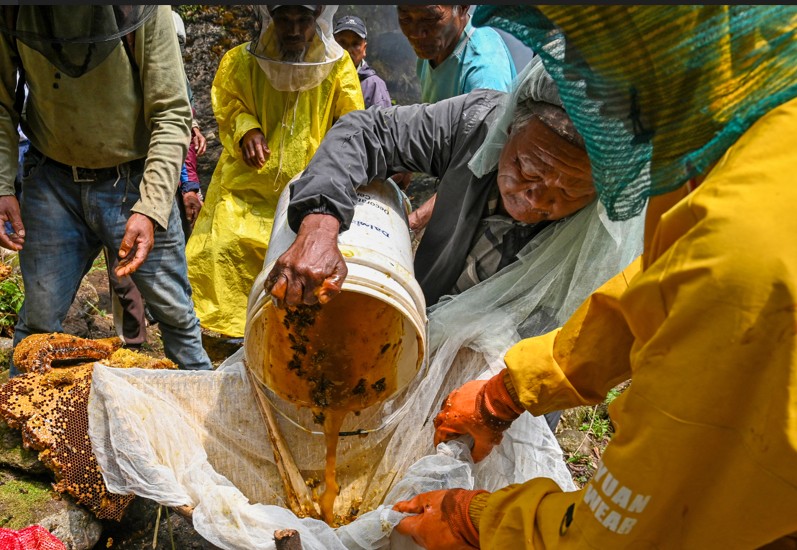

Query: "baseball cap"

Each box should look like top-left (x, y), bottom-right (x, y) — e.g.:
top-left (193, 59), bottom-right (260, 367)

top-left (334, 15), bottom-right (367, 39)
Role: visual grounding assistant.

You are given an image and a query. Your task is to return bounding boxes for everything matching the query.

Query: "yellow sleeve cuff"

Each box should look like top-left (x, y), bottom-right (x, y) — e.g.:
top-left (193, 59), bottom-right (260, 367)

top-left (232, 114), bottom-right (262, 149)
top-left (503, 369), bottom-right (522, 410)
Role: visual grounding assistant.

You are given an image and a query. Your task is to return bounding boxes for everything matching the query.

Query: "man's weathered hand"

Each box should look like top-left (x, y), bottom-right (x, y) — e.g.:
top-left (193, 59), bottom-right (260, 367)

top-left (182, 191), bottom-right (204, 227)
top-left (115, 213), bottom-right (155, 277)
top-left (241, 128), bottom-right (270, 168)
top-left (389, 171), bottom-right (413, 191)
top-left (0, 195), bottom-right (25, 251)
top-left (409, 193), bottom-right (437, 232)
top-left (191, 126), bottom-right (207, 157)
top-left (265, 213), bottom-right (346, 307)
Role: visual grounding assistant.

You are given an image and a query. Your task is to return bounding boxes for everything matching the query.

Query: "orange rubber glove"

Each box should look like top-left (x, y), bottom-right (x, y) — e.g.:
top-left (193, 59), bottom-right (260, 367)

top-left (393, 488), bottom-right (487, 550)
top-left (433, 369), bottom-right (525, 462)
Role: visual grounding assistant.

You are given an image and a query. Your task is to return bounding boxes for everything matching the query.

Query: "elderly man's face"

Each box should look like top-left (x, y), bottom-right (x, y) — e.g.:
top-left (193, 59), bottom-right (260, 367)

top-left (497, 118), bottom-right (596, 224)
top-left (396, 5), bottom-right (469, 67)
top-left (271, 6), bottom-right (319, 59)
top-left (334, 29), bottom-right (366, 67)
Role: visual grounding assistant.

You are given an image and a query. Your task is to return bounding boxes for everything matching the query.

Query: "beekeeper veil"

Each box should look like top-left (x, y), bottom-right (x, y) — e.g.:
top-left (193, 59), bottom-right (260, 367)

top-left (0, 5), bottom-right (157, 78)
top-left (468, 53), bottom-right (564, 178)
top-left (429, 47), bottom-right (645, 365)
top-left (248, 5), bottom-right (343, 92)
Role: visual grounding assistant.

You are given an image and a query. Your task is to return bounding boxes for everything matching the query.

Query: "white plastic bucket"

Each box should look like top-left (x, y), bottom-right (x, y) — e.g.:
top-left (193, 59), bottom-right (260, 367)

top-left (245, 175), bottom-right (427, 434)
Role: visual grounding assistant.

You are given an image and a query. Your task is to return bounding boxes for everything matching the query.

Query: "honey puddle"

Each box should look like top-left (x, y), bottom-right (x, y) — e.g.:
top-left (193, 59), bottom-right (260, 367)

top-left (259, 292), bottom-right (405, 526)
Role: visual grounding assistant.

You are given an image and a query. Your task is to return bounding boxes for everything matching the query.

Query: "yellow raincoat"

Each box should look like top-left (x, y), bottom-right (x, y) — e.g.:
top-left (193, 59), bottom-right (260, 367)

top-left (473, 96), bottom-right (797, 548)
top-left (186, 42), bottom-right (364, 337)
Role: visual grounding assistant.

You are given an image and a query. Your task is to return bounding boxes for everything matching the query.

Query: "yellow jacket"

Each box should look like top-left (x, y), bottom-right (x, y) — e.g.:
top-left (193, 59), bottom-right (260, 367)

top-left (186, 44), bottom-right (364, 337)
top-left (476, 96), bottom-right (797, 548)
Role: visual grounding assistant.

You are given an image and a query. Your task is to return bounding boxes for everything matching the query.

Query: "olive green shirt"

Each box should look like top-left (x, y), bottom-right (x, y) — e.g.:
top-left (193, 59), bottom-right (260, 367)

top-left (0, 5), bottom-right (191, 229)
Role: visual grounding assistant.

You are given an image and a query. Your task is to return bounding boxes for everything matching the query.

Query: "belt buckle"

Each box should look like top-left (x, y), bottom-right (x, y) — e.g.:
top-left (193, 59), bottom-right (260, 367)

top-left (71, 166), bottom-right (96, 183)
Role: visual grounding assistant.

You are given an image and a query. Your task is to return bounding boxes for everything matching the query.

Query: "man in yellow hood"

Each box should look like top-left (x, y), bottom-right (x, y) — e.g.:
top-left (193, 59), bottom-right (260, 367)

top-left (185, 4), bottom-right (363, 338)
top-left (391, 5), bottom-right (797, 549)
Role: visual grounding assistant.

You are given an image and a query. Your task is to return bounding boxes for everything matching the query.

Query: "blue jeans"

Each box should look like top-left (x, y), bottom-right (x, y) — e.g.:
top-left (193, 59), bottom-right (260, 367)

top-left (10, 149), bottom-right (212, 375)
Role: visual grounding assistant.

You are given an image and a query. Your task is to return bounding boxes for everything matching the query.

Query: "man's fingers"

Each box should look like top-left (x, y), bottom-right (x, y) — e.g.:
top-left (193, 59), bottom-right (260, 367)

top-left (470, 440), bottom-right (492, 463)
top-left (115, 244), bottom-right (147, 277)
top-left (433, 424), bottom-right (463, 447)
top-left (9, 218), bottom-right (25, 237)
top-left (118, 235), bottom-right (136, 259)
top-left (184, 196), bottom-right (201, 224)
top-left (0, 197), bottom-right (26, 250)
top-left (0, 233), bottom-right (22, 251)
top-left (0, 220), bottom-right (23, 250)
top-left (395, 514), bottom-right (425, 543)
top-left (393, 495), bottom-right (424, 515)
top-left (193, 132), bottom-right (207, 156)
top-left (269, 274), bottom-right (288, 304)
top-left (285, 275), bottom-right (312, 307)
top-left (315, 276), bottom-right (344, 305)
top-left (256, 144), bottom-right (266, 166)
top-left (115, 258), bottom-right (139, 277)
top-left (303, 280), bottom-right (321, 305)
top-left (315, 259), bottom-right (348, 304)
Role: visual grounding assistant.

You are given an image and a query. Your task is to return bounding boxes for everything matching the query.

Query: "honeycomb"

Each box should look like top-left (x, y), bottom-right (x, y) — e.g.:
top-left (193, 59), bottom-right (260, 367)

top-left (0, 333), bottom-right (178, 521)
top-left (12, 333), bottom-right (123, 374)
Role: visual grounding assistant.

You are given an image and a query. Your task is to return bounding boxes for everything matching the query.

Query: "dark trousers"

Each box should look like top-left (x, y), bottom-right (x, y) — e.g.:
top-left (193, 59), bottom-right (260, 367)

top-left (103, 248), bottom-right (148, 346)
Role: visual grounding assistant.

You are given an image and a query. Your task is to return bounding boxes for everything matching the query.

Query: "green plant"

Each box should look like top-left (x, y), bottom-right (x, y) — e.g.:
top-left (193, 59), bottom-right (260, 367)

top-left (580, 416), bottom-right (613, 440)
top-left (87, 253), bottom-right (106, 275)
top-left (578, 404), bottom-right (615, 441)
top-left (566, 452), bottom-right (589, 464)
top-left (0, 275), bottom-right (24, 337)
top-left (605, 386), bottom-right (623, 405)
top-left (175, 5), bottom-right (202, 23)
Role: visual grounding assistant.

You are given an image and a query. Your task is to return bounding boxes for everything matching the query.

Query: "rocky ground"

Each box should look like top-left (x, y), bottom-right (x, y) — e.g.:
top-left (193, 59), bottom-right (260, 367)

top-left (0, 6), bottom-right (626, 548)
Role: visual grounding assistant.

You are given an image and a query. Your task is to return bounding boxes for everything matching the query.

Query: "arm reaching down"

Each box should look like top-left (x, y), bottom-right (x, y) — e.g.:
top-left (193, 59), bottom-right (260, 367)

top-left (265, 213), bottom-right (346, 307)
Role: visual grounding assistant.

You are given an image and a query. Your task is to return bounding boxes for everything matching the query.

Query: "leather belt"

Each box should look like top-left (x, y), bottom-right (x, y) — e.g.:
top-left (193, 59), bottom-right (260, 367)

top-left (36, 149), bottom-right (146, 183)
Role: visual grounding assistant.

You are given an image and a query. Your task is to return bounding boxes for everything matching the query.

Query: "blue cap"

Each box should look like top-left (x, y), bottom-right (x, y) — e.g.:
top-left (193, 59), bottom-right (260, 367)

top-left (334, 15), bottom-right (367, 39)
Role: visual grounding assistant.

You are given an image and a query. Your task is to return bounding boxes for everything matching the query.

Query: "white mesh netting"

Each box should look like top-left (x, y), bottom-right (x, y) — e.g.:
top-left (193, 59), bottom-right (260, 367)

top-left (87, 197), bottom-right (643, 549)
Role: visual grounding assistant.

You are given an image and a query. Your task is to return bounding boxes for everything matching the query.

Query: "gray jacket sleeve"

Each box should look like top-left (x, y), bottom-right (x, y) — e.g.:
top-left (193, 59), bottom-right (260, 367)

top-left (287, 94), bottom-right (473, 233)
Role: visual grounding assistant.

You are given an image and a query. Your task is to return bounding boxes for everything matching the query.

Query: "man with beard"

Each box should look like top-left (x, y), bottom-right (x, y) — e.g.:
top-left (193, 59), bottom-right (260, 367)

top-left (185, 5), bottom-right (363, 341)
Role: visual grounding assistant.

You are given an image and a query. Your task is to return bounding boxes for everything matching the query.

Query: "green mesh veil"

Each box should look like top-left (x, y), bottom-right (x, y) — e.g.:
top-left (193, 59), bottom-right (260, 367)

top-left (473, 6), bottom-right (797, 221)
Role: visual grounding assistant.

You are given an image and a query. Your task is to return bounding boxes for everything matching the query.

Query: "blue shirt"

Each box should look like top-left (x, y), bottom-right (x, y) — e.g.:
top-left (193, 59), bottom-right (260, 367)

top-left (416, 20), bottom-right (516, 104)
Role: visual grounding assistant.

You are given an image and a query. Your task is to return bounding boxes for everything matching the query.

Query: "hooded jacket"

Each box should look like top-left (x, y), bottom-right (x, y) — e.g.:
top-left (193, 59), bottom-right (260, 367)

top-left (357, 59), bottom-right (391, 109)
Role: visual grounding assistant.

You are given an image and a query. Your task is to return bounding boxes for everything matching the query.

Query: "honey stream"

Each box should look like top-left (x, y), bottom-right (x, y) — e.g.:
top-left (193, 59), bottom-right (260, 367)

top-left (319, 411), bottom-right (346, 524)
top-left (258, 292), bottom-right (405, 525)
